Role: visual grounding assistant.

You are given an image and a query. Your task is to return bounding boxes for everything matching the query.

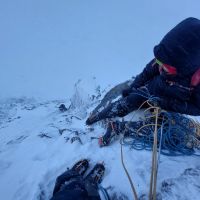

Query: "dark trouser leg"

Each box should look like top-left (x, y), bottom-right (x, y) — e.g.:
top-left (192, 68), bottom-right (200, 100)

top-left (114, 92), bottom-right (148, 116)
top-left (52, 169), bottom-right (101, 200)
top-left (84, 180), bottom-right (101, 200)
top-left (53, 169), bottom-right (81, 195)
top-left (51, 170), bottom-right (86, 200)
top-left (86, 92), bottom-right (147, 125)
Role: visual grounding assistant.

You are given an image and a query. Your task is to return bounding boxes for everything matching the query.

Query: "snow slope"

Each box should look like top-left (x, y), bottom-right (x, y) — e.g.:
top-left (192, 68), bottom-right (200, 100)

top-left (0, 87), bottom-right (200, 200)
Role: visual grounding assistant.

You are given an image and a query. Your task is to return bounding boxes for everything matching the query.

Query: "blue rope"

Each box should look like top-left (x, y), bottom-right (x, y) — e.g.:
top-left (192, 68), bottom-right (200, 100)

top-left (121, 112), bottom-right (200, 156)
top-left (119, 88), bottom-right (200, 156)
top-left (98, 185), bottom-right (111, 200)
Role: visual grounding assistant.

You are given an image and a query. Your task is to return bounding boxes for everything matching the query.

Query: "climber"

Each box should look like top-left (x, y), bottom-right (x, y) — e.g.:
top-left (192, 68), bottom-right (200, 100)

top-left (86, 17), bottom-right (200, 126)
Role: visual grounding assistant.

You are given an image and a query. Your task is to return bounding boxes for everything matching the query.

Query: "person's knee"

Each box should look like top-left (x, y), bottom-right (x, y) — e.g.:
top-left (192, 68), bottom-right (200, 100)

top-left (126, 93), bottom-right (146, 107)
top-left (56, 170), bottom-right (75, 183)
top-left (115, 103), bottom-right (129, 117)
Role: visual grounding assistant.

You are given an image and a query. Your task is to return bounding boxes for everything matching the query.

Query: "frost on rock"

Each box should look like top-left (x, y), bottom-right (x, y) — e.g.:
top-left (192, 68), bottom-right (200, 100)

top-left (69, 78), bottom-right (102, 119)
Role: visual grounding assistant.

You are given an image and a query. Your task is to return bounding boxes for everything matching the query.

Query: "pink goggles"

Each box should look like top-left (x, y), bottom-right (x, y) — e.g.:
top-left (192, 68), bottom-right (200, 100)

top-left (156, 59), bottom-right (177, 75)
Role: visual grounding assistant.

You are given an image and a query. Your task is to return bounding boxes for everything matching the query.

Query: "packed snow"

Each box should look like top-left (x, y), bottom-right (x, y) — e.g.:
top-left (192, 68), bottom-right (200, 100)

top-left (0, 81), bottom-right (200, 200)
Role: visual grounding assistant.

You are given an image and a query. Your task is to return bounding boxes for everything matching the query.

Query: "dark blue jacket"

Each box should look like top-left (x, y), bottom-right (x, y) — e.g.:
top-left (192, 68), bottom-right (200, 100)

top-left (131, 59), bottom-right (200, 115)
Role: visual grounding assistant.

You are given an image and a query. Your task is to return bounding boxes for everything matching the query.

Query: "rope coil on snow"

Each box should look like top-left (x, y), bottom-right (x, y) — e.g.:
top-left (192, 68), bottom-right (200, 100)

top-left (119, 94), bottom-right (200, 200)
top-left (121, 111), bottom-right (200, 156)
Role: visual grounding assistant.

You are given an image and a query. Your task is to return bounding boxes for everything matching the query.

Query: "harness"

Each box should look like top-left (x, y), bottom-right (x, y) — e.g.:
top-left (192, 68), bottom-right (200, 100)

top-left (166, 80), bottom-right (193, 92)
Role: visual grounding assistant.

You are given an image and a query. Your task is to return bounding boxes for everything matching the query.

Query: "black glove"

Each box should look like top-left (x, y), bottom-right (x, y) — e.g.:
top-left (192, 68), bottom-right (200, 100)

top-left (148, 97), bottom-right (163, 107)
top-left (122, 87), bottom-right (134, 97)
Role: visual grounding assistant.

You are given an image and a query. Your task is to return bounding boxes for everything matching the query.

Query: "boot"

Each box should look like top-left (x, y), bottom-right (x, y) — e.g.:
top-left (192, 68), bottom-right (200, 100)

top-left (98, 121), bottom-right (125, 147)
top-left (71, 159), bottom-right (89, 176)
top-left (86, 100), bottom-right (130, 125)
top-left (86, 105), bottom-right (113, 125)
top-left (84, 163), bottom-right (105, 185)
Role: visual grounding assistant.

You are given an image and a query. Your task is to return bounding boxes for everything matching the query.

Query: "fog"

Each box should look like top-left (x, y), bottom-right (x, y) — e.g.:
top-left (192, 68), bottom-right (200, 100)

top-left (0, 0), bottom-right (200, 99)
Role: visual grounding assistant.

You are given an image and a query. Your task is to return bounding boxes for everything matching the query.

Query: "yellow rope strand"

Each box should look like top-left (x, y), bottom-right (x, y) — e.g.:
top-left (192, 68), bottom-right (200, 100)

top-left (149, 107), bottom-right (160, 200)
top-left (120, 143), bottom-right (138, 200)
top-left (119, 99), bottom-right (151, 200)
top-left (128, 99), bottom-right (152, 122)
top-left (137, 124), bottom-right (161, 134)
top-left (120, 100), bottom-right (161, 200)
top-left (121, 98), bottom-right (199, 200)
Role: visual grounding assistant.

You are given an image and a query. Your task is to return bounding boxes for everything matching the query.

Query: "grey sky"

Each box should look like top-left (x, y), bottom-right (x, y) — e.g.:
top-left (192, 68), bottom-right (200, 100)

top-left (0, 0), bottom-right (200, 99)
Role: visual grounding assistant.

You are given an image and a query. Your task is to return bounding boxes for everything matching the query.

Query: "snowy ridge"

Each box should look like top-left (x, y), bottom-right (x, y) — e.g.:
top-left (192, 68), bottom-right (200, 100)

top-left (0, 82), bottom-right (200, 200)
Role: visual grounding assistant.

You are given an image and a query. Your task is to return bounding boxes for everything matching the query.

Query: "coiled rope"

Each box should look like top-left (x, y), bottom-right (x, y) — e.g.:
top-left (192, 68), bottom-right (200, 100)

top-left (121, 110), bottom-right (200, 156)
top-left (118, 91), bottom-right (200, 200)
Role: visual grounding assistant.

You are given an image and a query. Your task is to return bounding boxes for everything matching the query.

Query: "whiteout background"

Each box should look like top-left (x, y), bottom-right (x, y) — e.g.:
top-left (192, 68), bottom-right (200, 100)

top-left (0, 0), bottom-right (200, 99)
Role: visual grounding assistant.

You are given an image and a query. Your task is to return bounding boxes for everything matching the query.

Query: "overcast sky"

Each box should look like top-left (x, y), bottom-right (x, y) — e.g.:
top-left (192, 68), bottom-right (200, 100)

top-left (0, 0), bottom-right (200, 100)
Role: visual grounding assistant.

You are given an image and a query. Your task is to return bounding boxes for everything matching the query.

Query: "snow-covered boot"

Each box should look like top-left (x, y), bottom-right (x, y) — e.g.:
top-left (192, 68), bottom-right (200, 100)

top-left (86, 104), bottom-right (113, 125)
top-left (86, 99), bottom-right (130, 125)
top-left (98, 121), bottom-right (125, 147)
top-left (85, 163), bottom-right (105, 185)
top-left (71, 159), bottom-right (89, 176)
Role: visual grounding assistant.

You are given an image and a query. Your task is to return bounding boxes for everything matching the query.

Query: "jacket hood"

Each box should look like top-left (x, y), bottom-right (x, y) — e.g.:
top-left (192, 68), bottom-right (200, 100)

top-left (154, 17), bottom-right (200, 77)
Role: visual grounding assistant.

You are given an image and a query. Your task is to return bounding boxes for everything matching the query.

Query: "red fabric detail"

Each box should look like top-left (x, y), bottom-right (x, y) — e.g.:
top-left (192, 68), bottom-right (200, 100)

top-left (159, 66), bottom-right (162, 74)
top-left (162, 63), bottom-right (177, 75)
top-left (191, 68), bottom-right (200, 87)
top-left (98, 137), bottom-right (103, 147)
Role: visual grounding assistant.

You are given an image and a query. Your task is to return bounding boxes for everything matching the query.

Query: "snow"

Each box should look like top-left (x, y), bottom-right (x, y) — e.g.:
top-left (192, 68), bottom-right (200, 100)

top-left (1, 1), bottom-right (200, 199)
top-left (0, 87), bottom-right (200, 200)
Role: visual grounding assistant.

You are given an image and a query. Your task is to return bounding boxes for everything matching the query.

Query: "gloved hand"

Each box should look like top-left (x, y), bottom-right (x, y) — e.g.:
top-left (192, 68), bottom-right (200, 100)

top-left (122, 87), bottom-right (134, 97)
top-left (148, 97), bottom-right (162, 107)
top-left (149, 96), bottom-right (174, 110)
